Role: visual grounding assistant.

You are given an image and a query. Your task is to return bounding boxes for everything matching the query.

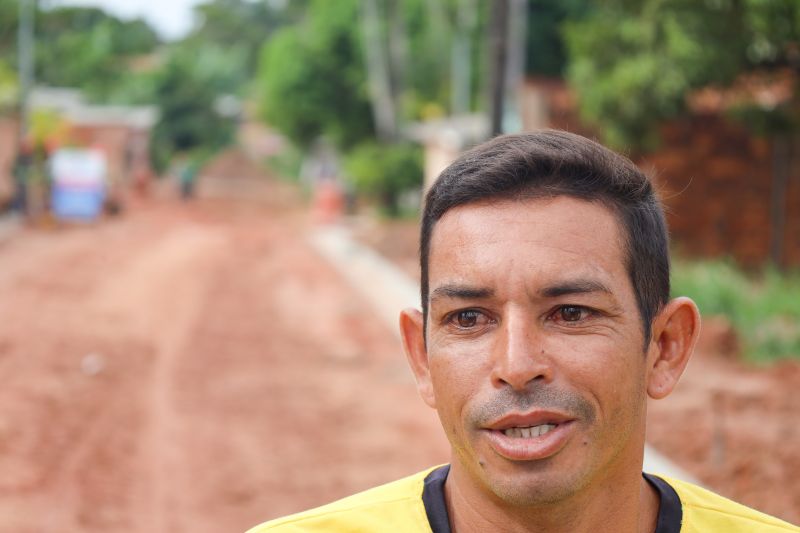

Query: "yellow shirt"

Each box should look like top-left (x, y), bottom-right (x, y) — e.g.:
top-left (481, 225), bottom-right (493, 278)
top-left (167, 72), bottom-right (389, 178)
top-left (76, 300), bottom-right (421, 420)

top-left (246, 465), bottom-right (798, 532)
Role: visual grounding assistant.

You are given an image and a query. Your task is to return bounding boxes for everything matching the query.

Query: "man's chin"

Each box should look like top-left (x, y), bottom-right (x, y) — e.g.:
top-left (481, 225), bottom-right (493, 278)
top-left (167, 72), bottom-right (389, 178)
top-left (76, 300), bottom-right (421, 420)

top-left (482, 464), bottom-right (590, 507)
top-left (467, 450), bottom-right (592, 508)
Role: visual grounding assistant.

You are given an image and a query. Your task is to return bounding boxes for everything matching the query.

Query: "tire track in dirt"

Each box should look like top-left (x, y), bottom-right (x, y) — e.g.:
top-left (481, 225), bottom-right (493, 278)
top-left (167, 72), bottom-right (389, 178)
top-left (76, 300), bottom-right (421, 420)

top-left (0, 212), bottom-right (227, 532)
top-left (0, 173), bottom-right (449, 532)
top-left (89, 225), bottom-right (228, 532)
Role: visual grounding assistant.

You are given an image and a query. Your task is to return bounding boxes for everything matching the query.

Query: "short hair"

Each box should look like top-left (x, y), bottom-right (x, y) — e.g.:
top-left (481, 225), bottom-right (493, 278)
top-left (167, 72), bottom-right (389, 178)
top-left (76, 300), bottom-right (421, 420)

top-left (420, 130), bottom-right (670, 345)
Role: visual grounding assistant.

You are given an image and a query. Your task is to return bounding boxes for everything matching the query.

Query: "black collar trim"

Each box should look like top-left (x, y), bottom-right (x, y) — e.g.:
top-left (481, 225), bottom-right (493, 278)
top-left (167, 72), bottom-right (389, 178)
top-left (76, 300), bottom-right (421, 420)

top-left (422, 465), bottom-right (452, 533)
top-left (421, 466), bottom-right (683, 533)
top-left (643, 472), bottom-right (683, 533)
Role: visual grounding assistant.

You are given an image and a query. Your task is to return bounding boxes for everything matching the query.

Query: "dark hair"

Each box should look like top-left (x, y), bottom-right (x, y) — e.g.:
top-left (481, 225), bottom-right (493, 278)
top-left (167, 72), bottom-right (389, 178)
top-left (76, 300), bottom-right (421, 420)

top-left (420, 130), bottom-right (670, 345)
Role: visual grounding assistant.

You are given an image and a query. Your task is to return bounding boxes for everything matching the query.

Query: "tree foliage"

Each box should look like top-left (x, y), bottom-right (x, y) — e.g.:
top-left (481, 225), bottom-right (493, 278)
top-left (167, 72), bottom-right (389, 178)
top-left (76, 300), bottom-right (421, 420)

top-left (344, 141), bottom-right (423, 215)
top-left (256, 0), bottom-right (374, 150)
top-left (148, 49), bottom-right (236, 173)
top-left (0, 1), bottom-right (160, 102)
top-left (525, 0), bottom-right (590, 77)
top-left (564, 0), bottom-right (800, 150)
top-left (0, 58), bottom-right (16, 111)
top-left (183, 0), bottom-right (303, 94)
top-left (143, 0), bottom-right (303, 169)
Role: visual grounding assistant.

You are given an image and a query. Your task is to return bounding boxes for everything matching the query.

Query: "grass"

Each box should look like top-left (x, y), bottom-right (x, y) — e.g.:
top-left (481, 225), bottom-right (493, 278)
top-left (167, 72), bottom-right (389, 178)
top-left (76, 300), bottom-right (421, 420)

top-left (671, 259), bottom-right (800, 363)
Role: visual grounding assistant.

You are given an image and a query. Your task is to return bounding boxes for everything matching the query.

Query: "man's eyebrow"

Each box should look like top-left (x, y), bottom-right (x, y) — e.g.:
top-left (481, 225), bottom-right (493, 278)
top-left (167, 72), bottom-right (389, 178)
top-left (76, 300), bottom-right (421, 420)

top-left (430, 284), bottom-right (494, 301)
top-left (539, 280), bottom-right (613, 298)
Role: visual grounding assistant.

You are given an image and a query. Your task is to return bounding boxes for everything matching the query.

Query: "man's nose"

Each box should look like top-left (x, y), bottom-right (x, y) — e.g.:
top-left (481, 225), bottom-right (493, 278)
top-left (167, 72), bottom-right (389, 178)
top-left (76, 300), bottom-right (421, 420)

top-left (490, 310), bottom-right (553, 390)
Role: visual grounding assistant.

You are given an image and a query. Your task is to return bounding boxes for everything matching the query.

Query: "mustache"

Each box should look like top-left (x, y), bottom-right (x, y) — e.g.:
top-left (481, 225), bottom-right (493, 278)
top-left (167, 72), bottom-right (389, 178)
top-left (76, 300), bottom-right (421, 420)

top-left (470, 385), bottom-right (596, 426)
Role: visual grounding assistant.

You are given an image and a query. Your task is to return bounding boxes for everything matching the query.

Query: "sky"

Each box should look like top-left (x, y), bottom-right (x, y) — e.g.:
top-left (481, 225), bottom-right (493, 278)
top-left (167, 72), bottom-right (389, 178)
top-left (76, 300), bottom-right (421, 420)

top-left (47, 0), bottom-right (205, 41)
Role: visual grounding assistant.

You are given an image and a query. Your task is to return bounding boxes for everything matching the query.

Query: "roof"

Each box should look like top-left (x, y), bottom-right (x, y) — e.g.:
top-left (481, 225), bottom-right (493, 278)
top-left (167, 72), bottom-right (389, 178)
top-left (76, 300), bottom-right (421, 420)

top-left (30, 86), bottom-right (158, 130)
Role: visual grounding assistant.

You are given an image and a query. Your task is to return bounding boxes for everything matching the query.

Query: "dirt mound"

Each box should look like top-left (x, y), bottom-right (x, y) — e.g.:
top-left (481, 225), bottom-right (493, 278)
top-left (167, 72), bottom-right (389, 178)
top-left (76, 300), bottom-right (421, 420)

top-left (200, 147), bottom-right (271, 182)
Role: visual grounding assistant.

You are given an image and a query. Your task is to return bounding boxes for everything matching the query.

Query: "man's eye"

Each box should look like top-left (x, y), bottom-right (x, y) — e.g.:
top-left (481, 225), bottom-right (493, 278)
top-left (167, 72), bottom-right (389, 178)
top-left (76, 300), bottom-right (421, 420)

top-left (556, 306), bottom-right (588, 322)
top-left (453, 310), bottom-right (483, 328)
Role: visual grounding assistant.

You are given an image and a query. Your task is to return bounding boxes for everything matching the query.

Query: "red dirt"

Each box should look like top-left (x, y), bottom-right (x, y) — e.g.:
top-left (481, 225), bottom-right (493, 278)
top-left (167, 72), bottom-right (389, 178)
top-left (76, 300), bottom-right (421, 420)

top-left (0, 164), bottom-right (448, 533)
top-left (647, 333), bottom-right (800, 523)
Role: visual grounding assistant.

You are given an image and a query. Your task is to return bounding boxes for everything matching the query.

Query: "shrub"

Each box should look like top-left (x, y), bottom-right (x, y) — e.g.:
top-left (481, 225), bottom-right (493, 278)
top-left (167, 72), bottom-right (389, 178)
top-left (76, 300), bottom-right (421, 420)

top-left (671, 259), bottom-right (800, 363)
top-left (344, 142), bottom-right (423, 217)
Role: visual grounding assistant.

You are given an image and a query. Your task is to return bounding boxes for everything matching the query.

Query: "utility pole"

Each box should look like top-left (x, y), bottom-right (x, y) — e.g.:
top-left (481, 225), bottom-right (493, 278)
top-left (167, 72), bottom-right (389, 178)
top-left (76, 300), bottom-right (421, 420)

top-left (487, 0), bottom-right (509, 137)
top-left (18, 0), bottom-right (35, 144)
top-left (503, 0), bottom-right (527, 133)
top-left (14, 0), bottom-right (36, 214)
top-left (451, 0), bottom-right (477, 116)
top-left (361, 0), bottom-right (398, 142)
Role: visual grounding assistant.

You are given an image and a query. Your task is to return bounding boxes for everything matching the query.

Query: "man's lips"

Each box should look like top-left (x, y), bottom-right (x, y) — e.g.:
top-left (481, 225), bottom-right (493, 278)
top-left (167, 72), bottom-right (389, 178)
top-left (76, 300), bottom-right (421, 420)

top-left (481, 410), bottom-right (577, 461)
top-left (484, 410), bottom-right (574, 431)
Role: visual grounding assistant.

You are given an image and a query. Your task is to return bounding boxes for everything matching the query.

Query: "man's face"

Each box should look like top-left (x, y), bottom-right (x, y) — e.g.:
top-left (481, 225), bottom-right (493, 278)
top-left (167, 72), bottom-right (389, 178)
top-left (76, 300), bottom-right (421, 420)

top-left (424, 196), bottom-right (650, 506)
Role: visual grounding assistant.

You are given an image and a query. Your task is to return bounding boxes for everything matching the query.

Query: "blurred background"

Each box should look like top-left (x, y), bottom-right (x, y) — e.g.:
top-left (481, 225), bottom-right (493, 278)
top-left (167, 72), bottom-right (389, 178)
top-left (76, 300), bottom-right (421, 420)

top-left (0, 0), bottom-right (798, 531)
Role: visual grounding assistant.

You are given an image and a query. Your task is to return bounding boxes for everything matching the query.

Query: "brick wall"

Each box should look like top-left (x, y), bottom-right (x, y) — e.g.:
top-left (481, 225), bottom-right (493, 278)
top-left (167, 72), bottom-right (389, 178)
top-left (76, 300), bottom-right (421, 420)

top-left (641, 116), bottom-right (798, 267)
top-left (521, 80), bottom-right (800, 267)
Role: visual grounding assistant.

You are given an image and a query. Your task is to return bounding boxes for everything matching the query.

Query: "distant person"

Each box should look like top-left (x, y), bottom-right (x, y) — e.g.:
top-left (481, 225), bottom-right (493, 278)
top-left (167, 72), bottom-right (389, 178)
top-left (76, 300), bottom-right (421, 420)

top-left (11, 143), bottom-right (33, 214)
top-left (178, 156), bottom-right (200, 200)
top-left (247, 131), bottom-right (799, 532)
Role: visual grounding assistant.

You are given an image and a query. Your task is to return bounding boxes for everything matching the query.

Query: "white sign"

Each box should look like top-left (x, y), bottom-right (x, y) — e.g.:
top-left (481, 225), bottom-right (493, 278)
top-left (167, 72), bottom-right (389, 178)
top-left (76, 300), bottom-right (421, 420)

top-left (51, 148), bottom-right (107, 220)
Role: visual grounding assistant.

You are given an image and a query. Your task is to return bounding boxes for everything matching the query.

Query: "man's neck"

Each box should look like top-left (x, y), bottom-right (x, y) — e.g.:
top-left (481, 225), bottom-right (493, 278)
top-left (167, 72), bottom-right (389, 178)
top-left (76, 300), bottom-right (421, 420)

top-left (443, 464), bottom-right (660, 533)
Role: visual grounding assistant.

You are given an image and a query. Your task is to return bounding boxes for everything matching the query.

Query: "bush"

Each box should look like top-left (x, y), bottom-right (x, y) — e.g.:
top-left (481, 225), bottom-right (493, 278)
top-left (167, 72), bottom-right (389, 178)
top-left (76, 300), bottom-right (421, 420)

top-left (344, 142), bottom-right (423, 217)
top-left (265, 144), bottom-right (303, 182)
top-left (671, 259), bottom-right (800, 363)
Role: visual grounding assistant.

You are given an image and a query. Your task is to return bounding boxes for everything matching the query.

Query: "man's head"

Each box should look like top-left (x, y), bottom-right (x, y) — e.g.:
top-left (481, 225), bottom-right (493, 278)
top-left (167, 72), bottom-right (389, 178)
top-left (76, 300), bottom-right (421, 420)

top-left (420, 130), bottom-right (669, 345)
top-left (399, 130), bottom-right (700, 513)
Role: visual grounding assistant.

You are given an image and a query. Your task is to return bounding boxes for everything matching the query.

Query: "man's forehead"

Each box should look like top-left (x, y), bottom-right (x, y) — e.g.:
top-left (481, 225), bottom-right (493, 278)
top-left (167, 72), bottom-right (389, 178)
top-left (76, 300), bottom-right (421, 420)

top-left (427, 196), bottom-right (628, 288)
top-left (430, 196), bottom-right (623, 249)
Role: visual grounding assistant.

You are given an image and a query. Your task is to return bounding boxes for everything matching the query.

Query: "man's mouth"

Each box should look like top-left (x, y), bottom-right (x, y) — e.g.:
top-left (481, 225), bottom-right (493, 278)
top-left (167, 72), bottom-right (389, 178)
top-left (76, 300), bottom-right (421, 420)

top-left (501, 423), bottom-right (557, 439)
top-left (482, 413), bottom-right (575, 460)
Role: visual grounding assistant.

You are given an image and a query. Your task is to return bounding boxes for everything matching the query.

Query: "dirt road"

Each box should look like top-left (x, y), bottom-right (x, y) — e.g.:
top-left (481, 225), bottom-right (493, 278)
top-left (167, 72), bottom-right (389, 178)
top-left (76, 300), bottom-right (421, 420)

top-left (0, 169), bottom-right (448, 532)
top-left (2, 152), bottom-right (797, 531)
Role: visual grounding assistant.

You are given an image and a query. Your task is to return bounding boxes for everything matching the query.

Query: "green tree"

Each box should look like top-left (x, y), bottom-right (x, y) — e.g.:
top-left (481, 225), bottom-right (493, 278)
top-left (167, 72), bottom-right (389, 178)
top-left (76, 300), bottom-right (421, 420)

top-left (0, 58), bottom-right (17, 112)
top-left (0, 2), bottom-right (160, 102)
top-left (256, 0), bottom-right (374, 150)
top-left (148, 51), bottom-right (235, 173)
top-left (344, 141), bottom-right (423, 216)
top-left (183, 0), bottom-right (303, 94)
top-left (0, 0), bottom-right (20, 53)
top-left (34, 7), bottom-right (160, 99)
top-left (563, 0), bottom-right (800, 150)
top-left (564, 0), bottom-right (800, 265)
top-left (525, 0), bottom-right (590, 77)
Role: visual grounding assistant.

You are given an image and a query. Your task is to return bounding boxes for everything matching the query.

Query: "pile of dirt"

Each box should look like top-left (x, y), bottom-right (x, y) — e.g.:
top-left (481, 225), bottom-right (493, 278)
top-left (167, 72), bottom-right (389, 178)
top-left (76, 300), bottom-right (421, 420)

top-left (648, 350), bottom-right (800, 523)
top-left (199, 148), bottom-right (270, 182)
top-left (194, 147), bottom-right (300, 209)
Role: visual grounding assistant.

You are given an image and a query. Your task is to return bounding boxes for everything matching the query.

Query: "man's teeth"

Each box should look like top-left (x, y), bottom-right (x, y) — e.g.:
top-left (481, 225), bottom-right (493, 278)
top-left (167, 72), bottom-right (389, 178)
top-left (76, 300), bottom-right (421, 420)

top-left (502, 424), bottom-right (556, 438)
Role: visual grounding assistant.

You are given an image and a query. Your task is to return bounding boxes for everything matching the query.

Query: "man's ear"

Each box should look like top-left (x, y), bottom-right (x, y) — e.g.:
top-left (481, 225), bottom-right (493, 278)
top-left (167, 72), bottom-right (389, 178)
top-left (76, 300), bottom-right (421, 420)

top-left (646, 297), bottom-right (701, 399)
top-left (399, 308), bottom-right (436, 409)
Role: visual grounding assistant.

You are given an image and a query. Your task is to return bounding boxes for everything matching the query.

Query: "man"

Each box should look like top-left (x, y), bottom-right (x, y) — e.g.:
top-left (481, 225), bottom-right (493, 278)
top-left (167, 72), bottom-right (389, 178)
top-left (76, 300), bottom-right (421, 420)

top-left (248, 130), bottom-right (798, 532)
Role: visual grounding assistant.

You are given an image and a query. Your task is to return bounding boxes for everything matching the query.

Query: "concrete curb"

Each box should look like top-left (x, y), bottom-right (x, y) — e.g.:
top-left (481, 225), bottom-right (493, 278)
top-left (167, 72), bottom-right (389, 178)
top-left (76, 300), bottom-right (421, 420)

top-left (309, 223), bottom-right (699, 483)
top-left (309, 225), bottom-right (419, 337)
